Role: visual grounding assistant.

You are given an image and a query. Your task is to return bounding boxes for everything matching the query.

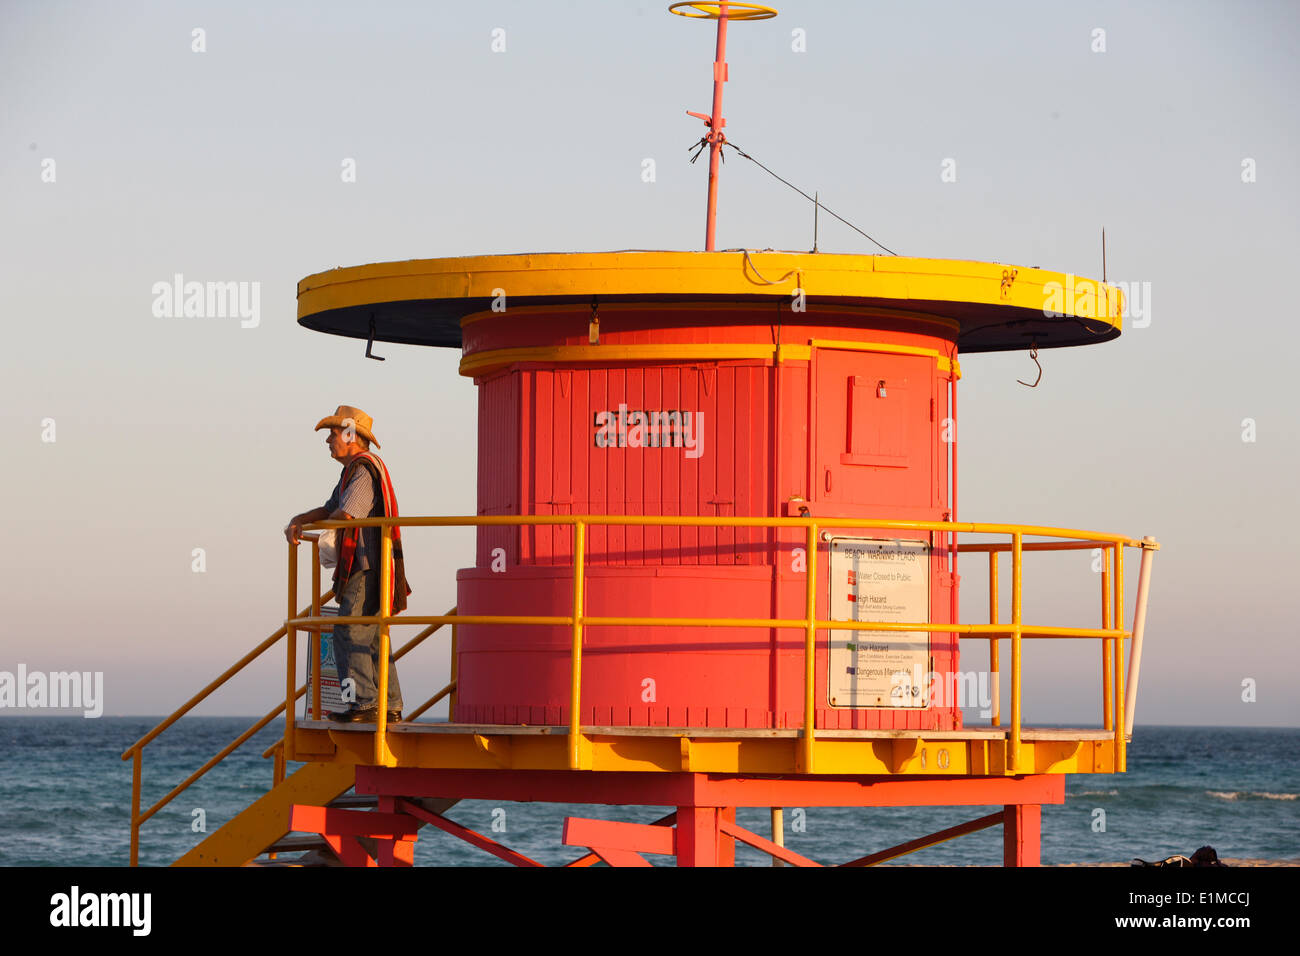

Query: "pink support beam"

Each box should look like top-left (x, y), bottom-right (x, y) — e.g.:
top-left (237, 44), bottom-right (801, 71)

top-left (562, 816), bottom-right (677, 856)
top-left (718, 817), bottom-right (822, 867)
top-left (841, 810), bottom-right (1003, 867)
top-left (396, 798), bottom-right (544, 868)
top-left (359, 768), bottom-right (1067, 810)
top-left (719, 806), bottom-right (737, 866)
top-left (563, 812), bottom-right (678, 867)
top-left (289, 805), bottom-right (420, 839)
top-left (1002, 803), bottom-right (1041, 867)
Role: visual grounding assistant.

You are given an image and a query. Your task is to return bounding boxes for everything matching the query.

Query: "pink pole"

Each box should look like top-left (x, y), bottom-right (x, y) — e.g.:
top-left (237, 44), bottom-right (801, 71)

top-left (704, 7), bottom-right (730, 251)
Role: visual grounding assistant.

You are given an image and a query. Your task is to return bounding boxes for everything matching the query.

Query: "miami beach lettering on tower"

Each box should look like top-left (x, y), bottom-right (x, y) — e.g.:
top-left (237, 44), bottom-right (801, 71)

top-left (593, 405), bottom-right (704, 458)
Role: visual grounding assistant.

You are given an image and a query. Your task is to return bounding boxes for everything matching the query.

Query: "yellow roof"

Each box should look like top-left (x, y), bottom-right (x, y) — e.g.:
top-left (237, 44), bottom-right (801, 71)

top-left (297, 250), bottom-right (1123, 353)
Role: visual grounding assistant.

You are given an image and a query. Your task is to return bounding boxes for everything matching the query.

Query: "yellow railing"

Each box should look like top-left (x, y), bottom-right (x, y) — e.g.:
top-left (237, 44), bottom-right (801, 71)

top-left (122, 516), bottom-right (1157, 866)
top-left (120, 532), bottom-right (458, 867)
top-left (291, 515), bottom-right (1158, 777)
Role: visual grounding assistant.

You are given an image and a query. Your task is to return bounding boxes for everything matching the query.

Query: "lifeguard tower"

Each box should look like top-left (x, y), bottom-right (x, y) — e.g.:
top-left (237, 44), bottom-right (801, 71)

top-left (124, 2), bottom-right (1157, 867)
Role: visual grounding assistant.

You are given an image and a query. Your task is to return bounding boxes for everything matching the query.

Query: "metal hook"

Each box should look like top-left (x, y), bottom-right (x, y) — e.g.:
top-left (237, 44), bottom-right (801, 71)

top-left (1017, 345), bottom-right (1041, 387)
top-left (365, 316), bottom-right (386, 361)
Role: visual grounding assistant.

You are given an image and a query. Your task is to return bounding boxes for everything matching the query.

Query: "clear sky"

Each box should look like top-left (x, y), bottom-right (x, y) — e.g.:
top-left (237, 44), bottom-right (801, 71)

top-left (2, 0), bottom-right (1297, 727)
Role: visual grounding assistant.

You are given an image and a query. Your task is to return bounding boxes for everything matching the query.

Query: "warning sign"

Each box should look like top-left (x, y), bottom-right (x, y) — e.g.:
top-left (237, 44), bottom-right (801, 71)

top-left (304, 605), bottom-right (349, 717)
top-left (827, 537), bottom-right (931, 708)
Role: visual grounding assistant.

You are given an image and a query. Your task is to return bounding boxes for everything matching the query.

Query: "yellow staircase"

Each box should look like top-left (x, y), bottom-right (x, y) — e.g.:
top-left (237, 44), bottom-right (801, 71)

top-left (176, 762), bottom-right (462, 867)
top-left (176, 762), bottom-right (357, 866)
top-left (121, 580), bottom-right (457, 867)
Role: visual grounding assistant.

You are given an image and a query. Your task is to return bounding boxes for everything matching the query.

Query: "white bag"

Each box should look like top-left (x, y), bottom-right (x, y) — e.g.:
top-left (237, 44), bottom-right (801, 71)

top-left (317, 528), bottom-right (339, 568)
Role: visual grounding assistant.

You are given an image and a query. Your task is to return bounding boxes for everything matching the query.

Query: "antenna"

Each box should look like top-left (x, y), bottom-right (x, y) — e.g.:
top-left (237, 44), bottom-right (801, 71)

top-left (813, 190), bottom-right (819, 252)
top-left (670, 2), bottom-right (779, 251)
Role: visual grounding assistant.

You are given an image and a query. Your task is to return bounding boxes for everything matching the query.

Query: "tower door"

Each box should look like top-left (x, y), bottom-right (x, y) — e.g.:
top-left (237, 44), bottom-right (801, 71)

top-left (813, 348), bottom-right (933, 510)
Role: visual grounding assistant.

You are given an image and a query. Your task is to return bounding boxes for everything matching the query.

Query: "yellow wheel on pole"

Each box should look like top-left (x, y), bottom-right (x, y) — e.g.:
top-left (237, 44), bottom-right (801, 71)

top-left (668, 2), bottom-right (778, 21)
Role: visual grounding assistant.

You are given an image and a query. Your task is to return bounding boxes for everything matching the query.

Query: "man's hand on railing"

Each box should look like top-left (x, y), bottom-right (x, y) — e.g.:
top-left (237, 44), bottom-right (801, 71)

top-left (286, 506), bottom-right (330, 544)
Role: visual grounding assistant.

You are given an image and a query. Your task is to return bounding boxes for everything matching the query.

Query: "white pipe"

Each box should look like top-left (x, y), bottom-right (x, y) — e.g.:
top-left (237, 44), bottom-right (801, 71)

top-left (1124, 537), bottom-right (1157, 732)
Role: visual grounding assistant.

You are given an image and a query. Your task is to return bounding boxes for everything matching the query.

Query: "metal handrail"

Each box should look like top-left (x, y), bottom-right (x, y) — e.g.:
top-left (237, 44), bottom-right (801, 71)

top-left (120, 589), bottom-right (332, 759)
top-left (302, 513), bottom-right (1145, 540)
top-left (121, 543), bottom-right (334, 867)
top-left (120, 526), bottom-right (458, 865)
top-left (292, 514), bottom-right (1157, 776)
top-left (122, 609), bottom-right (457, 866)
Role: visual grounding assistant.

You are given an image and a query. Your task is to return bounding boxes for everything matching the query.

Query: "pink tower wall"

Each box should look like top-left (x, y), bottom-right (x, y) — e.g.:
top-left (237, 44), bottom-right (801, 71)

top-left (455, 306), bottom-right (961, 730)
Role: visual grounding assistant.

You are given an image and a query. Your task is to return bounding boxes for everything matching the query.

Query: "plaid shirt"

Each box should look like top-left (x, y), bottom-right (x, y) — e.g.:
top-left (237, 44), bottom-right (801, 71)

top-left (324, 463), bottom-right (377, 571)
top-left (327, 453), bottom-right (412, 614)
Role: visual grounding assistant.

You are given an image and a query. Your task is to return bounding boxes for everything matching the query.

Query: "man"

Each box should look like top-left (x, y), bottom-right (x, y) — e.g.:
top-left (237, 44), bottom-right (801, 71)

top-left (285, 405), bottom-right (412, 723)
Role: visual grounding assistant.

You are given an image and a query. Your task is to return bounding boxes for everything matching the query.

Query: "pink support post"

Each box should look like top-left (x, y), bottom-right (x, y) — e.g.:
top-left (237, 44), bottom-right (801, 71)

top-left (676, 806), bottom-right (722, 866)
top-left (1002, 804), bottom-right (1041, 867)
top-left (703, 7), bottom-right (730, 250)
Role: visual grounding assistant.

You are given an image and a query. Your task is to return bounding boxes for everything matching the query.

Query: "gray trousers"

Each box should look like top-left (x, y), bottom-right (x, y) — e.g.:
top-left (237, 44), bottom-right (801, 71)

top-left (334, 567), bottom-right (403, 711)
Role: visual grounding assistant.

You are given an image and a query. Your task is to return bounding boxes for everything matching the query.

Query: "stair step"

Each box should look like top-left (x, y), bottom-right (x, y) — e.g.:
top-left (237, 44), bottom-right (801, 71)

top-left (173, 760), bottom-right (357, 867)
top-left (249, 849), bottom-right (342, 867)
top-left (327, 793), bottom-right (380, 809)
top-left (246, 858), bottom-right (311, 867)
top-left (265, 834), bottom-right (331, 853)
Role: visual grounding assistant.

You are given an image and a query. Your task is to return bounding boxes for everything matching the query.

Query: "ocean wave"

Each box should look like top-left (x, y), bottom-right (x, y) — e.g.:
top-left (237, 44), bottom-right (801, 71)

top-left (1070, 790), bottom-right (1119, 797)
top-left (1206, 790), bottom-right (1298, 801)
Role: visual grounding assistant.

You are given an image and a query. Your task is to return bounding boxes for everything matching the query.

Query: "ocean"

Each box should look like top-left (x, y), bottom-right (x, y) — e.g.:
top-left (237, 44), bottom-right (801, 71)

top-left (1, 719), bottom-right (1295, 867)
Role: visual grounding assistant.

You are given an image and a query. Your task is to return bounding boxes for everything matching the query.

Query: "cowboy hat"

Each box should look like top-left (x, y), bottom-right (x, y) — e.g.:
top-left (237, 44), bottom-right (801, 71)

top-left (314, 404), bottom-right (381, 449)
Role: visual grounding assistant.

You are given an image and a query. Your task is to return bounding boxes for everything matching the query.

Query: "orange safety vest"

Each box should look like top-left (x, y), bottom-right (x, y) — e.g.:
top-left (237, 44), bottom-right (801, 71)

top-left (333, 452), bottom-right (412, 614)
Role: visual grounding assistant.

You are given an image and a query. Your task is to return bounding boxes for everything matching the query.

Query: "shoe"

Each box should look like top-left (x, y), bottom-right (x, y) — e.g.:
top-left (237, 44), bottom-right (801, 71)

top-left (329, 706), bottom-right (379, 723)
top-left (387, 710), bottom-right (403, 723)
